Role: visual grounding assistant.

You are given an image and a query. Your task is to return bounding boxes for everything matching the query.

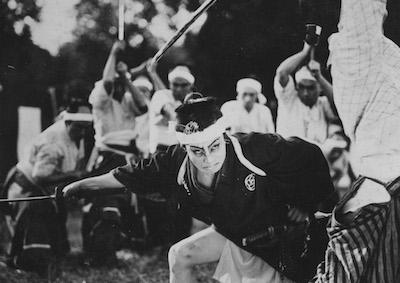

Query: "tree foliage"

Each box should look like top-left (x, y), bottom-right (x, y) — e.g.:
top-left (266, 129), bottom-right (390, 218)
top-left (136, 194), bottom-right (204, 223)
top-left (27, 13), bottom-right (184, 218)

top-left (0, 0), bottom-right (53, 181)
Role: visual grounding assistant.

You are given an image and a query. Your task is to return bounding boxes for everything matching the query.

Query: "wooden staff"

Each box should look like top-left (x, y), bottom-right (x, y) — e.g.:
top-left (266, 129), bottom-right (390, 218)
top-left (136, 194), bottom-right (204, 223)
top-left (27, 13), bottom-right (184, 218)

top-left (150, 0), bottom-right (218, 65)
top-left (0, 195), bottom-right (56, 203)
top-left (118, 0), bottom-right (125, 40)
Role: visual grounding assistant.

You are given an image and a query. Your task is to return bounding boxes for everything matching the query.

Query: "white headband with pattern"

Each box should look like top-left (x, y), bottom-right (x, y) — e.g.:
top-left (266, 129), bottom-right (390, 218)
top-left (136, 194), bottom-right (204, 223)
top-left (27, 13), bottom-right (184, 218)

top-left (174, 117), bottom-right (227, 145)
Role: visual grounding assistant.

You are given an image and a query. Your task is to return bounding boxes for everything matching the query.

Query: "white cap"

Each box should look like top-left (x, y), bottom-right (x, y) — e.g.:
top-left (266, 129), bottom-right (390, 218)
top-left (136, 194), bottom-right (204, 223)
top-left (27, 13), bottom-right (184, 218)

top-left (168, 66), bottom-right (195, 84)
top-left (295, 66), bottom-right (316, 83)
top-left (236, 78), bottom-right (262, 94)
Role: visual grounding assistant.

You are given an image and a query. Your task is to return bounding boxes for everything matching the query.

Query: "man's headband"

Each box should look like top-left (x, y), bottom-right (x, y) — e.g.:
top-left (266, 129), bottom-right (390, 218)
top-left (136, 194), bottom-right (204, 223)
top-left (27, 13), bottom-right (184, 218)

top-left (295, 66), bottom-right (316, 82)
top-left (173, 117), bottom-right (227, 145)
top-left (168, 68), bottom-right (195, 85)
top-left (236, 78), bottom-right (262, 94)
top-left (61, 111), bottom-right (93, 122)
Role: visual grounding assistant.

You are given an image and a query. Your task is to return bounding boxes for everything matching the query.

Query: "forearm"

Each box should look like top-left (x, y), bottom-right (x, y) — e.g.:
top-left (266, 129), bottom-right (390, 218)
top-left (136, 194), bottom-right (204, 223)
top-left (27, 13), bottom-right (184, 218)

top-left (66, 172), bottom-right (126, 198)
top-left (148, 71), bottom-right (166, 91)
top-left (123, 76), bottom-right (148, 112)
top-left (317, 75), bottom-right (334, 106)
top-left (276, 43), bottom-right (311, 87)
top-left (35, 170), bottom-right (84, 186)
top-left (103, 51), bottom-right (117, 81)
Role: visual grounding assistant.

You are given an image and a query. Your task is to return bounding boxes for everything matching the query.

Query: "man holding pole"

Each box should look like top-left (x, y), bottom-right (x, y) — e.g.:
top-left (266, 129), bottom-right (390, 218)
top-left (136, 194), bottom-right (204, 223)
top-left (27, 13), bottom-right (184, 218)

top-left (84, 40), bottom-right (149, 265)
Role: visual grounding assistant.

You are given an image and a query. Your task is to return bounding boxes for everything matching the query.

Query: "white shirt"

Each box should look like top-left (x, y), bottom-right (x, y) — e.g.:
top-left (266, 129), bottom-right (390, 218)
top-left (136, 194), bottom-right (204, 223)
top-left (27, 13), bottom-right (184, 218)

top-left (274, 76), bottom-right (336, 145)
top-left (89, 80), bottom-right (139, 144)
top-left (221, 100), bottom-right (275, 134)
top-left (17, 120), bottom-right (83, 184)
top-left (329, 0), bottom-right (400, 182)
top-left (135, 112), bottom-right (150, 158)
top-left (149, 89), bottom-right (181, 153)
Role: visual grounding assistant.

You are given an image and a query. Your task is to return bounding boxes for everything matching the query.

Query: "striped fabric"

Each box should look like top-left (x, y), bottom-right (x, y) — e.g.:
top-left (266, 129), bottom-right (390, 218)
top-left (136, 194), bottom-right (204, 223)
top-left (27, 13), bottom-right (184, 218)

top-left (312, 176), bottom-right (400, 282)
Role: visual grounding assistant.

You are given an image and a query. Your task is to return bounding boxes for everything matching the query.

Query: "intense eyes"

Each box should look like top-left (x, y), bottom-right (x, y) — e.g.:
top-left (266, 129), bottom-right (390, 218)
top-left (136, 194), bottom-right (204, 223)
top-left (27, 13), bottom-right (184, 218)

top-left (190, 142), bottom-right (220, 157)
top-left (192, 148), bottom-right (204, 157)
top-left (210, 143), bottom-right (220, 153)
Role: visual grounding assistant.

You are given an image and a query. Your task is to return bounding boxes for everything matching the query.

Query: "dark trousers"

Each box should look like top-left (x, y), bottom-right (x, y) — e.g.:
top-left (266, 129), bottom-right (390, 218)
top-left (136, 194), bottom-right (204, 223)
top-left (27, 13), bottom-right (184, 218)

top-left (1, 168), bottom-right (69, 275)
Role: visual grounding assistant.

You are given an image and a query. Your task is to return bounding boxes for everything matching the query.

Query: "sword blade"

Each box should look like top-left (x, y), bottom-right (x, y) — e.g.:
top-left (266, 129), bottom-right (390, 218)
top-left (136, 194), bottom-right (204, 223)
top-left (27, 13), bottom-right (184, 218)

top-left (118, 0), bottom-right (125, 41)
top-left (150, 0), bottom-right (218, 65)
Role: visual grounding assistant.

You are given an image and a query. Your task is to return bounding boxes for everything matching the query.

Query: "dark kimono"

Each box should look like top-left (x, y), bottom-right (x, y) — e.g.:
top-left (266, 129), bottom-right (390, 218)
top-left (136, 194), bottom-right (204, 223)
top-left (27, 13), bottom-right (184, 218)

top-left (113, 133), bottom-right (334, 281)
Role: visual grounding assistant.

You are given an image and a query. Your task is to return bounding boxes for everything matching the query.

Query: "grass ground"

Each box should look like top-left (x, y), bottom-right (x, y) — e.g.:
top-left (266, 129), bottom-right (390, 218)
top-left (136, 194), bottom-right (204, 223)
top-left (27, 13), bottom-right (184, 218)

top-left (0, 209), bottom-right (218, 283)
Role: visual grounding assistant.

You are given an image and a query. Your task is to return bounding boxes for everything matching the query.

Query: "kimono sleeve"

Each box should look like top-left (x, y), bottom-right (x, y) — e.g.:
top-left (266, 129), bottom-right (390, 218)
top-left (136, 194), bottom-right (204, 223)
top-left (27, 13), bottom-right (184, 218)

top-left (248, 133), bottom-right (334, 211)
top-left (272, 136), bottom-right (334, 211)
top-left (112, 146), bottom-right (181, 196)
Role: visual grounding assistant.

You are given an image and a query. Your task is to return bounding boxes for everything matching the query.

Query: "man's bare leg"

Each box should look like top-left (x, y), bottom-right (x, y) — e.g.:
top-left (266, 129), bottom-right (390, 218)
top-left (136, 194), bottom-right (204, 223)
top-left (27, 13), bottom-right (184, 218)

top-left (168, 226), bottom-right (227, 283)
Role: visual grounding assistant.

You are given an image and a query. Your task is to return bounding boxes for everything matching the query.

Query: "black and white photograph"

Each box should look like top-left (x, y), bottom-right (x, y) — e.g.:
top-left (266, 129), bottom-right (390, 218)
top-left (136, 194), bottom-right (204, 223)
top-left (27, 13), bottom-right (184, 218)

top-left (0, 0), bottom-right (400, 282)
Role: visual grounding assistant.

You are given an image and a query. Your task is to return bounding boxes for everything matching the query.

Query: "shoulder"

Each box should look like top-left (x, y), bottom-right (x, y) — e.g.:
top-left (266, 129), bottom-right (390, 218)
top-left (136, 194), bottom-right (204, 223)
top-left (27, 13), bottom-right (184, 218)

top-left (254, 103), bottom-right (272, 115)
top-left (221, 100), bottom-right (238, 111)
top-left (33, 125), bottom-right (66, 157)
top-left (232, 133), bottom-right (321, 164)
top-left (152, 89), bottom-right (172, 100)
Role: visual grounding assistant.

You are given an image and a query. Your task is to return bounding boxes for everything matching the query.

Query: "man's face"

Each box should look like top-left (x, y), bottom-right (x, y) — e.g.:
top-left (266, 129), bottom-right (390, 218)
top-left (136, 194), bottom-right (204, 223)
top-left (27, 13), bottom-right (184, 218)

top-left (238, 88), bottom-right (258, 111)
top-left (185, 135), bottom-right (226, 174)
top-left (297, 79), bottom-right (320, 107)
top-left (170, 77), bottom-right (192, 101)
top-left (66, 121), bottom-right (92, 142)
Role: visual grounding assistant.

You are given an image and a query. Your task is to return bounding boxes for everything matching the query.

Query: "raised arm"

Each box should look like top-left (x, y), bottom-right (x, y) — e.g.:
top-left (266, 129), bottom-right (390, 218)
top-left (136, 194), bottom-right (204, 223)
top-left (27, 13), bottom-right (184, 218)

top-left (116, 61), bottom-right (148, 115)
top-left (102, 41), bottom-right (125, 83)
top-left (146, 60), bottom-right (167, 91)
top-left (276, 42), bottom-right (312, 88)
top-left (308, 60), bottom-right (335, 108)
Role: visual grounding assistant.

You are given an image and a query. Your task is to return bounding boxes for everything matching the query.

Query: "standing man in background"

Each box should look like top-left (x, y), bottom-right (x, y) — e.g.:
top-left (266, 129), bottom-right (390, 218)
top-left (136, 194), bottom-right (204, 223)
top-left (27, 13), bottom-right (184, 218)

top-left (84, 40), bottom-right (148, 265)
top-left (146, 64), bottom-right (195, 247)
top-left (148, 65), bottom-right (194, 153)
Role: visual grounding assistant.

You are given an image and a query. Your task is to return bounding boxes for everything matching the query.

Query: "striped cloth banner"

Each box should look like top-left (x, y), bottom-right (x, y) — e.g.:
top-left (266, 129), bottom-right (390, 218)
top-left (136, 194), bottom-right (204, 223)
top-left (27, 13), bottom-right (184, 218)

top-left (312, 176), bottom-right (400, 282)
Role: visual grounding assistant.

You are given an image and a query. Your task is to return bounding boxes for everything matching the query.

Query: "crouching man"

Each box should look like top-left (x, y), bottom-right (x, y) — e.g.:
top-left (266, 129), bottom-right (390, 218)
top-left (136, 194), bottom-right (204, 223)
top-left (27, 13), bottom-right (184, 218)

top-left (60, 93), bottom-right (333, 282)
top-left (0, 106), bottom-right (92, 276)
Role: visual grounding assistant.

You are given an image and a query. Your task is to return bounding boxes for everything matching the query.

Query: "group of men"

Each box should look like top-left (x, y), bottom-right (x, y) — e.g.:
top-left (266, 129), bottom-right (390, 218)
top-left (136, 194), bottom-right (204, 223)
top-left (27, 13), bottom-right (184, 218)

top-left (1, 0), bottom-right (400, 282)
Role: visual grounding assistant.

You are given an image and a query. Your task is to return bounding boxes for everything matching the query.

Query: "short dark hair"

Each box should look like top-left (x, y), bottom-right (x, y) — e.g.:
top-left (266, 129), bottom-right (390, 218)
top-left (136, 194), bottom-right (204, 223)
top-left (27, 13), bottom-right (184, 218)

top-left (175, 92), bottom-right (222, 132)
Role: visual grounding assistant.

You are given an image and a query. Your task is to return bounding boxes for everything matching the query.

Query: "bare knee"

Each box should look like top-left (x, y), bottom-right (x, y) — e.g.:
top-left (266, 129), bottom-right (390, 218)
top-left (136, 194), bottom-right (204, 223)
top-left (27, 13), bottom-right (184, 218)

top-left (168, 242), bottom-right (197, 273)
